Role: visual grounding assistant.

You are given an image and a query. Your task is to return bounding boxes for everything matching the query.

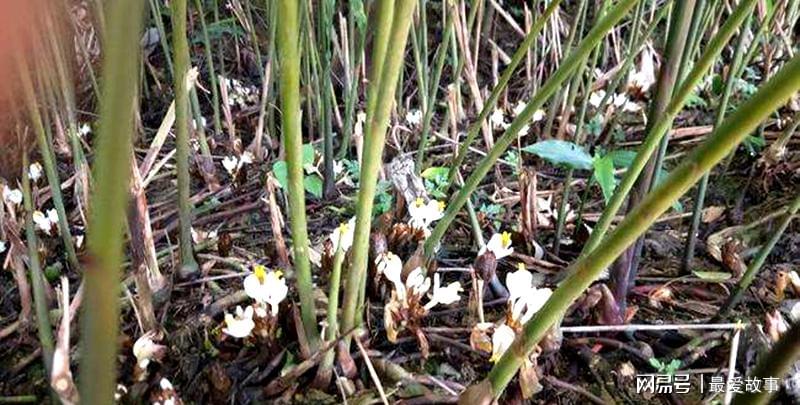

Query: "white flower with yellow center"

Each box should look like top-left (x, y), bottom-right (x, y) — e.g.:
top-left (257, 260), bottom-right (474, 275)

top-left (377, 252), bottom-right (405, 298)
top-left (330, 217), bottom-right (356, 252)
top-left (424, 273), bottom-right (462, 310)
top-left (490, 324), bottom-right (516, 362)
top-left (33, 209), bottom-right (59, 235)
top-left (2, 186), bottom-right (22, 206)
top-left (505, 265), bottom-right (552, 324)
top-left (589, 90), bottom-right (607, 108)
top-left (480, 231), bottom-right (514, 260)
top-left (28, 162), bottom-right (43, 182)
top-left (243, 265), bottom-right (288, 315)
top-left (408, 198), bottom-right (445, 233)
top-left (222, 305), bottom-right (255, 338)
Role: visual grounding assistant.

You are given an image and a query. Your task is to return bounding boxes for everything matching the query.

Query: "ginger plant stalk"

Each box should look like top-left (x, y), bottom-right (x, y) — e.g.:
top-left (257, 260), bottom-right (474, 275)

top-left (79, 0), bottom-right (144, 402)
top-left (277, 0), bottom-right (321, 348)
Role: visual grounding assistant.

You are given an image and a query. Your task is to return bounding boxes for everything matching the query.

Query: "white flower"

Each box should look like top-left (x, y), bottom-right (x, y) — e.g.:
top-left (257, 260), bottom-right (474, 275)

top-left (28, 162), bottom-right (43, 182)
top-left (408, 198), bottom-right (445, 233)
top-left (243, 266), bottom-right (288, 315)
top-left (330, 217), bottom-right (356, 252)
top-left (132, 332), bottom-right (165, 369)
top-left (512, 101), bottom-right (527, 117)
top-left (33, 209), bottom-right (59, 235)
top-left (506, 267), bottom-right (534, 303)
top-left (490, 324), bottom-right (516, 362)
top-left (589, 90), bottom-right (607, 108)
top-left (222, 156), bottom-right (239, 175)
top-left (511, 287), bottom-right (552, 324)
top-left (405, 109), bottom-right (423, 126)
top-left (406, 267), bottom-right (431, 297)
top-left (240, 151), bottom-right (254, 165)
top-left (0, 240), bottom-right (6, 254)
top-left (532, 109), bottom-right (546, 122)
top-left (2, 186), bottom-right (22, 206)
top-left (490, 108), bottom-right (509, 130)
top-left (192, 117), bottom-right (207, 130)
top-left (424, 273), bottom-right (462, 310)
top-left (377, 252), bottom-right (405, 298)
top-left (160, 378), bottom-right (173, 391)
top-left (354, 111), bottom-right (366, 138)
top-left (479, 231), bottom-right (514, 260)
top-left (78, 123), bottom-right (91, 137)
top-left (222, 305), bottom-right (255, 338)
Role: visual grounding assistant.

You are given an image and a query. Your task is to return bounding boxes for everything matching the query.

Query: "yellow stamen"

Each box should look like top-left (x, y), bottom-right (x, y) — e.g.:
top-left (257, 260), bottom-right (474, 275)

top-left (437, 201), bottom-right (446, 212)
top-left (254, 264), bottom-right (267, 283)
top-left (517, 262), bottom-right (526, 272)
top-left (414, 197), bottom-right (425, 207)
top-left (338, 222), bottom-right (349, 234)
top-left (501, 231), bottom-right (512, 248)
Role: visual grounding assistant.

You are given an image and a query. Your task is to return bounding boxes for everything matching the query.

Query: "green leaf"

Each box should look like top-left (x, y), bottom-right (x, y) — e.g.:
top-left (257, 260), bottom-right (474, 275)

top-left (350, 0), bottom-right (367, 32)
top-left (302, 144), bottom-right (316, 165)
top-left (691, 270), bottom-right (732, 282)
top-left (272, 161), bottom-right (288, 189)
top-left (593, 155), bottom-right (616, 204)
top-left (421, 166), bottom-right (450, 181)
top-left (608, 149), bottom-right (638, 168)
top-left (304, 175), bottom-right (323, 198)
top-left (521, 140), bottom-right (593, 170)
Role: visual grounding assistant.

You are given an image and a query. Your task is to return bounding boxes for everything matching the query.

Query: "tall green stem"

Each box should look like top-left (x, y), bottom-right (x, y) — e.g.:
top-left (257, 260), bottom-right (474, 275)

top-left (194, 0), bottom-right (223, 137)
top-left (425, 0), bottom-right (641, 258)
top-left (277, 0), bottom-right (321, 348)
top-left (465, 54), bottom-right (800, 401)
top-left (79, 0), bottom-right (144, 402)
top-left (173, 0), bottom-right (200, 279)
top-left (683, 12), bottom-right (752, 270)
top-left (340, 0), bottom-right (418, 342)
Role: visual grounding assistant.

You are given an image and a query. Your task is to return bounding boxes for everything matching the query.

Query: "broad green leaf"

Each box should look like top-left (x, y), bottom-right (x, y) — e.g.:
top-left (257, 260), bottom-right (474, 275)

top-left (304, 175), bottom-right (323, 198)
top-left (521, 140), bottom-right (593, 170)
top-left (272, 161), bottom-right (288, 189)
top-left (608, 149), bottom-right (638, 168)
top-left (692, 270), bottom-right (731, 282)
top-left (421, 166), bottom-right (450, 181)
top-left (302, 143), bottom-right (316, 165)
top-left (593, 155), bottom-right (616, 204)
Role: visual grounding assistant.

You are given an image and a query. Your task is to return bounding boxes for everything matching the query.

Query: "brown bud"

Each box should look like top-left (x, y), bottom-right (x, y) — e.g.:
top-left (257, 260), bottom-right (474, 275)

top-left (474, 251), bottom-right (497, 282)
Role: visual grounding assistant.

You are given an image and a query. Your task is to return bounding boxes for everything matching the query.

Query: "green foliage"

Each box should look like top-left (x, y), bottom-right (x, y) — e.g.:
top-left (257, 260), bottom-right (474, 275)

top-left (521, 140), bottom-right (593, 170)
top-left (272, 143), bottom-right (324, 198)
top-left (692, 270), bottom-right (732, 282)
top-left (479, 202), bottom-right (505, 229)
top-left (592, 154), bottom-right (616, 203)
top-left (586, 115), bottom-right (604, 138)
top-left (373, 180), bottom-right (394, 215)
top-left (743, 134), bottom-right (765, 155)
top-left (649, 358), bottom-right (682, 376)
top-left (421, 166), bottom-right (450, 199)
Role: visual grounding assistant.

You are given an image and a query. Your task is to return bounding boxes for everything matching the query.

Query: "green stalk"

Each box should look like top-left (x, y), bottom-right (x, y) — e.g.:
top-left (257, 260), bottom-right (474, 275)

top-left (717, 192), bottom-right (800, 318)
top-left (446, 0), bottom-right (563, 187)
top-left (319, 0), bottom-right (336, 196)
top-left (425, 0), bottom-right (640, 258)
top-left (683, 12), bottom-right (752, 270)
top-left (465, 54), bottom-right (800, 401)
top-left (277, 0), bottom-right (321, 348)
top-left (79, 0), bottom-right (144, 402)
top-left (21, 152), bottom-right (54, 377)
top-left (15, 53), bottom-right (81, 272)
top-left (173, 0), bottom-right (200, 279)
top-left (363, 0), bottom-right (396, 130)
top-left (319, 244), bottom-right (346, 380)
top-left (415, 0), bottom-right (455, 172)
top-left (194, 0), bottom-right (223, 137)
top-left (580, 0), bottom-right (759, 256)
top-left (340, 0), bottom-right (418, 342)
top-left (336, 0), bottom-right (368, 158)
top-left (731, 321), bottom-right (800, 405)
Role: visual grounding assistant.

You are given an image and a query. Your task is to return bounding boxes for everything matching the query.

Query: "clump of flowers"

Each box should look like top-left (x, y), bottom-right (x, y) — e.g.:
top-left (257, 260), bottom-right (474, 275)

top-left (470, 265), bottom-right (555, 399)
top-left (407, 197), bottom-right (445, 236)
top-left (132, 331), bottom-right (166, 381)
top-left (33, 209), bottom-right (59, 235)
top-left (222, 264), bottom-right (288, 340)
top-left (2, 185), bottom-right (22, 206)
top-left (220, 76), bottom-right (258, 108)
top-left (221, 151), bottom-right (254, 177)
top-left (378, 251), bottom-right (462, 357)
